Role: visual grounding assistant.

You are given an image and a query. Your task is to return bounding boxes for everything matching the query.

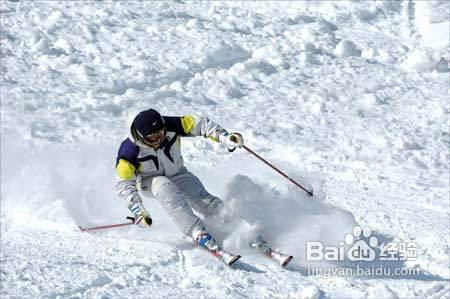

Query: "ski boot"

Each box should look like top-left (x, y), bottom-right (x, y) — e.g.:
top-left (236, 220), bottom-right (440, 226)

top-left (193, 228), bottom-right (241, 266)
top-left (250, 239), bottom-right (293, 267)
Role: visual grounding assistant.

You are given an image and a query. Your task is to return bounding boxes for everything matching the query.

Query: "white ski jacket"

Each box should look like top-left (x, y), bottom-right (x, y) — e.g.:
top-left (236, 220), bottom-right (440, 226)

top-left (115, 115), bottom-right (228, 203)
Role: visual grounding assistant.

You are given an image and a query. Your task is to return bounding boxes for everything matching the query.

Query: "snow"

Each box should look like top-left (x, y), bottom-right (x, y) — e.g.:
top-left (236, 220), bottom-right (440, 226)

top-left (335, 40), bottom-right (361, 58)
top-left (413, 1), bottom-right (449, 51)
top-left (1, 1), bottom-right (449, 298)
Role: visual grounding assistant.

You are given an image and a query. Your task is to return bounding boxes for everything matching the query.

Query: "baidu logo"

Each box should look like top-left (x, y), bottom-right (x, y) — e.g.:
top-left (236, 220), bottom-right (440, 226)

top-left (306, 225), bottom-right (417, 262)
top-left (345, 225), bottom-right (378, 261)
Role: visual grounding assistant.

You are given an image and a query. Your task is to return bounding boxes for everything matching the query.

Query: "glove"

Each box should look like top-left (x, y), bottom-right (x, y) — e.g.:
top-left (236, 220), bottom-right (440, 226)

top-left (229, 132), bottom-right (244, 147)
top-left (128, 199), bottom-right (152, 227)
top-left (218, 131), bottom-right (244, 150)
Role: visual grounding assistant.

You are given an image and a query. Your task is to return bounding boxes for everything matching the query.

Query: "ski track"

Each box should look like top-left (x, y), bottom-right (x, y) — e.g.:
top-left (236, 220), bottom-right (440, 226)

top-left (1, 1), bottom-right (449, 298)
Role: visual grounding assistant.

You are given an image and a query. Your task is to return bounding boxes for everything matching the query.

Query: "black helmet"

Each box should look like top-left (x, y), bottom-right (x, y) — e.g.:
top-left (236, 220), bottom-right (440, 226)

top-left (132, 109), bottom-right (165, 141)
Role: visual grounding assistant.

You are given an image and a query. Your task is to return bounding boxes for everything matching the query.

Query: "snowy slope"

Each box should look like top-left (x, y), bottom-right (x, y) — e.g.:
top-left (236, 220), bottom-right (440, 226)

top-left (1, 1), bottom-right (449, 298)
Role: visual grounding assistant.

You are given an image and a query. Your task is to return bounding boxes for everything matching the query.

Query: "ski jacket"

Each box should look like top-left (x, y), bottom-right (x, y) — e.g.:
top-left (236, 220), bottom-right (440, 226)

top-left (115, 115), bottom-right (227, 203)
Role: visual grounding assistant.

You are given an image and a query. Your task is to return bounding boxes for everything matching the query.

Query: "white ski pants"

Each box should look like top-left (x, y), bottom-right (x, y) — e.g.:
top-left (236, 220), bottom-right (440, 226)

top-left (139, 168), bottom-right (222, 237)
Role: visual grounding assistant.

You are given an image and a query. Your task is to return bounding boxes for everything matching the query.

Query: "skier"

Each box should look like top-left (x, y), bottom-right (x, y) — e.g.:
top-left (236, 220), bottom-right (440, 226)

top-left (115, 108), bottom-right (244, 265)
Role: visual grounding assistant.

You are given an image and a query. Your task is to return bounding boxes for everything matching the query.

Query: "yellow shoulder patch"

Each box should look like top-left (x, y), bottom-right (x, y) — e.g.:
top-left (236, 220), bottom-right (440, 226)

top-left (181, 115), bottom-right (196, 134)
top-left (116, 159), bottom-right (137, 180)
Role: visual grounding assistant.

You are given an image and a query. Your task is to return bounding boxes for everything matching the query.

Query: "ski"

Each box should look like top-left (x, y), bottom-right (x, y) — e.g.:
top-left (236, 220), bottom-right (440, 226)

top-left (210, 248), bottom-right (241, 266)
top-left (194, 230), bottom-right (241, 267)
top-left (250, 238), bottom-right (293, 267)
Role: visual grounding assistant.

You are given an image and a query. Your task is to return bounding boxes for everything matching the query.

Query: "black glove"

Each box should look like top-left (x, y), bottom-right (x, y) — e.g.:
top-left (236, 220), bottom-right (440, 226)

top-left (128, 200), bottom-right (152, 227)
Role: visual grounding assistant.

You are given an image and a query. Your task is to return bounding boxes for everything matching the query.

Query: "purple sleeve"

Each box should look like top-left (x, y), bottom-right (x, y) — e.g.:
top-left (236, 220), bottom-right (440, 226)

top-left (116, 138), bottom-right (140, 167)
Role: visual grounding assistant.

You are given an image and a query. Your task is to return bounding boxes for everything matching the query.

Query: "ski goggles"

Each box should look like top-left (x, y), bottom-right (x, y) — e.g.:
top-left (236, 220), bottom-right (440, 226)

top-left (143, 129), bottom-right (165, 144)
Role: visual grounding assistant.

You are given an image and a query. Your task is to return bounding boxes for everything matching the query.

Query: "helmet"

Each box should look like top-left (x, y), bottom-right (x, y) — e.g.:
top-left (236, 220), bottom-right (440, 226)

top-left (132, 109), bottom-right (166, 147)
top-left (133, 109), bottom-right (165, 137)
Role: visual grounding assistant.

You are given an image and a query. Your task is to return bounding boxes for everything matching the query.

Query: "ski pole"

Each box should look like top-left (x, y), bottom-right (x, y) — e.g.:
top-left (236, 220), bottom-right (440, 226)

top-left (78, 217), bottom-right (135, 232)
top-left (242, 145), bottom-right (314, 196)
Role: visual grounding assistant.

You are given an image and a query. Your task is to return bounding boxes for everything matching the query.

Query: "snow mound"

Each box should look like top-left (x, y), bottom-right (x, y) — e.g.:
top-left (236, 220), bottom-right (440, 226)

top-left (335, 40), bottom-right (361, 58)
top-left (400, 48), bottom-right (446, 73)
top-left (414, 1), bottom-right (449, 51)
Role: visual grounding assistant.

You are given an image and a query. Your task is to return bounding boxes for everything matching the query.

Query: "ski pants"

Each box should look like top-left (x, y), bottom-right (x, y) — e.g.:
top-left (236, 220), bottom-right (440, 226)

top-left (139, 168), bottom-right (222, 237)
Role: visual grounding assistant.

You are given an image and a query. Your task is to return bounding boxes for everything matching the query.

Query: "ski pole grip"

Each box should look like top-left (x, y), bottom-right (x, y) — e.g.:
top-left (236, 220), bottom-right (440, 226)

top-left (126, 216), bottom-right (135, 222)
